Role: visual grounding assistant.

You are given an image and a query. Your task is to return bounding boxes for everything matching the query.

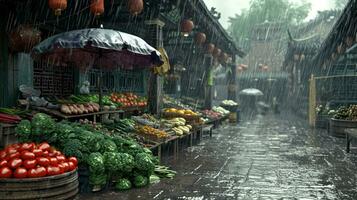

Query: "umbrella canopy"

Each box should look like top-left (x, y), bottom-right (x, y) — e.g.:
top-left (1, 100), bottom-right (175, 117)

top-left (31, 28), bottom-right (162, 69)
top-left (239, 88), bottom-right (264, 96)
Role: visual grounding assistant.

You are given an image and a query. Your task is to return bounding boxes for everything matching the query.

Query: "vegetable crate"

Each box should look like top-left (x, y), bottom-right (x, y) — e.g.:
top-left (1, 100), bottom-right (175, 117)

top-left (0, 123), bottom-right (17, 148)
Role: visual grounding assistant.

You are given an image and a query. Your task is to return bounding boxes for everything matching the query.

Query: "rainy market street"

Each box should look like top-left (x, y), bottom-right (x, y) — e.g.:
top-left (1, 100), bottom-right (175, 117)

top-left (79, 113), bottom-right (357, 200)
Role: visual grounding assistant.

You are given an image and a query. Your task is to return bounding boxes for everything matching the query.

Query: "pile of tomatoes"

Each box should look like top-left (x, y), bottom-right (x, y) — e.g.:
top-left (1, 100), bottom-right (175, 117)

top-left (0, 142), bottom-right (77, 179)
top-left (110, 93), bottom-right (147, 107)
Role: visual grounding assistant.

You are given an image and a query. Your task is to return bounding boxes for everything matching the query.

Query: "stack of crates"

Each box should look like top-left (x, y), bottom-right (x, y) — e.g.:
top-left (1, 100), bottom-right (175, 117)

top-left (0, 123), bottom-right (17, 148)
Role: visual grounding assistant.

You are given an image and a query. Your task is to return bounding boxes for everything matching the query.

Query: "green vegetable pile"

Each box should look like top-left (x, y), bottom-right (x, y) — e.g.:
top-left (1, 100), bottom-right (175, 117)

top-left (16, 113), bottom-right (172, 191)
top-left (334, 105), bottom-right (357, 121)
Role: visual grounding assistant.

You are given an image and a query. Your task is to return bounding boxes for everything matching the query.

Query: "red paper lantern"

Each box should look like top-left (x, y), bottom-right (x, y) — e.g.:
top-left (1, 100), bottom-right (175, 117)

top-left (195, 32), bottom-right (206, 45)
top-left (9, 25), bottom-right (41, 53)
top-left (181, 20), bottom-right (194, 36)
top-left (128, 0), bottom-right (144, 16)
top-left (213, 48), bottom-right (221, 58)
top-left (48, 0), bottom-right (67, 16)
top-left (90, 0), bottom-right (104, 16)
top-left (206, 43), bottom-right (215, 54)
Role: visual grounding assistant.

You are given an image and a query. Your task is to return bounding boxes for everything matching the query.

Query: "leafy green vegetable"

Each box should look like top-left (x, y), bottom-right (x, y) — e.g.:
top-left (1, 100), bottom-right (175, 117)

top-left (16, 120), bottom-right (32, 142)
top-left (88, 152), bottom-right (105, 174)
top-left (133, 175), bottom-right (148, 188)
top-left (62, 139), bottom-right (84, 161)
top-left (100, 139), bottom-right (117, 153)
top-left (135, 153), bottom-right (155, 175)
top-left (115, 178), bottom-right (132, 191)
top-left (103, 152), bottom-right (121, 172)
top-left (89, 173), bottom-right (107, 186)
top-left (31, 113), bottom-right (56, 137)
top-left (119, 153), bottom-right (135, 173)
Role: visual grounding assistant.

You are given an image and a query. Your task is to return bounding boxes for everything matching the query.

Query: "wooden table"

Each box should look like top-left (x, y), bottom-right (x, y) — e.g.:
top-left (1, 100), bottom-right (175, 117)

top-left (34, 107), bottom-right (124, 122)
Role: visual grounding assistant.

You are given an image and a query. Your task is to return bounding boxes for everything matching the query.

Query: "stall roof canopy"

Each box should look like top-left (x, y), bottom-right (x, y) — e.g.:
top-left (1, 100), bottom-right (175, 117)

top-left (5, 0), bottom-right (245, 58)
top-left (314, 0), bottom-right (356, 66)
top-left (237, 72), bottom-right (289, 80)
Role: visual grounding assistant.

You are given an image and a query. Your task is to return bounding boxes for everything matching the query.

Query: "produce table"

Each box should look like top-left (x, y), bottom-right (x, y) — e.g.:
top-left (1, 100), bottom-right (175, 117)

top-left (34, 107), bottom-right (124, 122)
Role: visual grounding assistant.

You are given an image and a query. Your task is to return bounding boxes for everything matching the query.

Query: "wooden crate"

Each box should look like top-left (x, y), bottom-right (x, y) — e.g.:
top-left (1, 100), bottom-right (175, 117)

top-left (0, 123), bottom-right (18, 148)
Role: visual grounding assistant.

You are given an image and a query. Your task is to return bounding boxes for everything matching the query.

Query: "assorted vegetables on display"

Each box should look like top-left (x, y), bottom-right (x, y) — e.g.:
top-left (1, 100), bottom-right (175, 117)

top-left (201, 110), bottom-right (222, 120)
top-left (212, 106), bottom-right (230, 115)
top-left (221, 100), bottom-right (239, 106)
top-left (161, 118), bottom-right (191, 136)
top-left (0, 142), bottom-right (77, 179)
top-left (334, 105), bottom-right (357, 121)
top-left (136, 125), bottom-right (169, 140)
top-left (110, 93), bottom-right (147, 108)
top-left (60, 103), bottom-right (100, 115)
top-left (13, 113), bottom-right (175, 191)
top-left (163, 108), bottom-right (199, 119)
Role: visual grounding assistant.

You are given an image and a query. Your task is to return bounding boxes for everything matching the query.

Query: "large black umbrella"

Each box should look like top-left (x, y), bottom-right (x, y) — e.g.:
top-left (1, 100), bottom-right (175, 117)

top-left (31, 28), bottom-right (162, 69)
top-left (31, 28), bottom-right (163, 109)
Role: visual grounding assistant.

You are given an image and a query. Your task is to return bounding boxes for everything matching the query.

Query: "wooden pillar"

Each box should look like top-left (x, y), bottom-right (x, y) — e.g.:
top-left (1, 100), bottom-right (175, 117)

top-left (204, 54), bottom-right (213, 109)
top-left (145, 19), bottom-right (165, 114)
top-left (227, 57), bottom-right (237, 101)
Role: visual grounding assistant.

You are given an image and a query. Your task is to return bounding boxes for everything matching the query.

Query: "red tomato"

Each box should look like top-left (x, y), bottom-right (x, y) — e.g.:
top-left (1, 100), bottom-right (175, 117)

top-left (21, 151), bottom-right (35, 160)
top-left (56, 155), bottom-right (66, 163)
top-left (0, 167), bottom-right (12, 178)
top-left (47, 166), bottom-right (61, 176)
top-left (14, 167), bottom-right (27, 179)
top-left (36, 157), bottom-right (50, 167)
top-left (53, 150), bottom-right (62, 157)
top-left (32, 149), bottom-right (43, 157)
top-left (36, 167), bottom-right (47, 177)
top-left (67, 161), bottom-right (76, 171)
top-left (6, 147), bottom-right (17, 155)
top-left (61, 162), bottom-right (69, 172)
top-left (0, 150), bottom-right (6, 160)
top-left (0, 160), bottom-right (8, 168)
top-left (9, 158), bottom-right (22, 169)
top-left (48, 152), bottom-right (56, 157)
top-left (57, 163), bottom-right (65, 174)
top-left (37, 142), bottom-right (50, 151)
top-left (20, 143), bottom-right (35, 152)
top-left (49, 157), bottom-right (58, 166)
top-left (42, 151), bottom-right (49, 157)
top-left (8, 152), bottom-right (21, 160)
top-left (27, 168), bottom-right (38, 178)
top-left (10, 143), bottom-right (21, 150)
top-left (68, 157), bottom-right (78, 167)
top-left (23, 159), bottom-right (37, 169)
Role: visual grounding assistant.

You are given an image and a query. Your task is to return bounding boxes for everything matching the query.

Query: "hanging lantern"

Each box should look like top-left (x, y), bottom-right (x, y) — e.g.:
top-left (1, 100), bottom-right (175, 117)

top-left (219, 52), bottom-right (228, 63)
top-left (9, 25), bottom-right (41, 53)
top-left (346, 37), bottom-right (354, 47)
top-left (181, 19), bottom-right (194, 37)
top-left (206, 43), bottom-right (215, 54)
top-left (90, 0), bottom-right (104, 16)
top-left (128, 0), bottom-right (144, 16)
top-left (212, 47), bottom-right (221, 58)
top-left (237, 66), bottom-right (243, 72)
top-left (241, 64), bottom-right (248, 70)
top-left (195, 32), bottom-right (206, 45)
top-left (48, 0), bottom-right (67, 16)
top-left (262, 65), bottom-right (269, 71)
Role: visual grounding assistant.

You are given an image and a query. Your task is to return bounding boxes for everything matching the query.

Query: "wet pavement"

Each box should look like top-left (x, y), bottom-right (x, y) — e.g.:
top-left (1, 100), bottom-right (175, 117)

top-left (79, 114), bottom-right (357, 200)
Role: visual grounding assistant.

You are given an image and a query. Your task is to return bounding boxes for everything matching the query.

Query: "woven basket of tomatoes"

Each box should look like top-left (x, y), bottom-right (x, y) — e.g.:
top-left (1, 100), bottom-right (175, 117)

top-left (0, 142), bottom-right (79, 200)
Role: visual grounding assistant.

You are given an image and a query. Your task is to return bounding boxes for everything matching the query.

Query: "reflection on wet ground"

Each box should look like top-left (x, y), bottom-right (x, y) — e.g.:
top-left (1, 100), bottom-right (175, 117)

top-left (79, 114), bottom-right (357, 200)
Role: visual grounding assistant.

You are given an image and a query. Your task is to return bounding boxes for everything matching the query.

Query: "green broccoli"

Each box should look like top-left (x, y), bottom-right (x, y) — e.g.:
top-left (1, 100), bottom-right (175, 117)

top-left (115, 178), bottom-right (132, 191)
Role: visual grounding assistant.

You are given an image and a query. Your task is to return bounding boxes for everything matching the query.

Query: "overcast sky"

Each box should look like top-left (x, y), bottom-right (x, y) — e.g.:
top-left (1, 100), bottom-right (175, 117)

top-left (203, 0), bottom-right (337, 28)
